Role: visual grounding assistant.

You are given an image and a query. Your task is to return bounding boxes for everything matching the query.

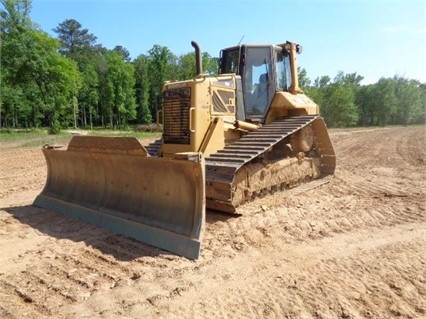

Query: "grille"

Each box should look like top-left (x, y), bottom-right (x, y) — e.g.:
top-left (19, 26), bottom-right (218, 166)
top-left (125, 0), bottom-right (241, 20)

top-left (162, 87), bottom-right (191, 144)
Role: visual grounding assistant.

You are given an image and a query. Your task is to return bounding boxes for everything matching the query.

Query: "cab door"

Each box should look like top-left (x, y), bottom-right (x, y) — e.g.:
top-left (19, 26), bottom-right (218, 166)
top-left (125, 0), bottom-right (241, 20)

top-left (240, 46), bottom-right (275, 122)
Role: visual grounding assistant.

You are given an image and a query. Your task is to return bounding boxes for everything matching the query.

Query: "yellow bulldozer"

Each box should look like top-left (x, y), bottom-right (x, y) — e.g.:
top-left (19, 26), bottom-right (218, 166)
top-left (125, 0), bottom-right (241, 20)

top-left (34, 41), bottom-right (335, 259)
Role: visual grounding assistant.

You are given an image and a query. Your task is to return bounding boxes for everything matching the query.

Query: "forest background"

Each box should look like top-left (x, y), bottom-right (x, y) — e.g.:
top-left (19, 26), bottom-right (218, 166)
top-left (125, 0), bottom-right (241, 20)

top-left (1, 0), bottom-right (425, 134)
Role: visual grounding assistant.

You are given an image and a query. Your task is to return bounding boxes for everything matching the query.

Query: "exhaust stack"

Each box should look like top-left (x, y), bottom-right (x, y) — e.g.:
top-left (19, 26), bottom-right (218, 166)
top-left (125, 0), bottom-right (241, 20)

top-left (191, 41), bottom-right (203, 76)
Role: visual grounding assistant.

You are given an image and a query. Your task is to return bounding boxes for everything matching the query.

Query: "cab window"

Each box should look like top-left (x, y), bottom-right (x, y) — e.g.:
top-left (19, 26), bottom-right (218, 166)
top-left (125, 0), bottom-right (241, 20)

top-left (276, 50), bottom-right (292, 91)
top-left (220, 49), bottom-right (240, 74)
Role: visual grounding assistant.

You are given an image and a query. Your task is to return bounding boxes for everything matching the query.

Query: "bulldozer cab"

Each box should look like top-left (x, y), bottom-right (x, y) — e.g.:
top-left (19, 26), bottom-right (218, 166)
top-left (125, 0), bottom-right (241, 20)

top-left (219, 44), bottom-right (293, 122)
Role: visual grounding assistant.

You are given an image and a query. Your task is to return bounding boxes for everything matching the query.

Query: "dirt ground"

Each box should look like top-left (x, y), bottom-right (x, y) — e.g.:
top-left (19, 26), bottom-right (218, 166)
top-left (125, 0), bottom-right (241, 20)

top-left (0, 126), bottom-right (425, 319)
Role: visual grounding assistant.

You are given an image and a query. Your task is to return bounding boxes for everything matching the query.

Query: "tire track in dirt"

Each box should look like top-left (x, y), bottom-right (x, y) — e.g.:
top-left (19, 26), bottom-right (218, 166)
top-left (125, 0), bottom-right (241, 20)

top-left (203, 183), bottom-right (425, 259)
top-left (135, 220), bottom-right (426, 319)
top-left (0, 149), bottom-right (46, 203)
top-left (0, 127), bottom-right (425, 318)
top-left (0, 233), bottom-right (180, 319)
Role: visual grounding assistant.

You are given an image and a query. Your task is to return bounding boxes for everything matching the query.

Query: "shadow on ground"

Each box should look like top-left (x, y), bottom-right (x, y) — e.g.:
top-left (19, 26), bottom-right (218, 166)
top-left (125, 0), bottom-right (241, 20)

top-left (2, 204), bottom-right (236, 261)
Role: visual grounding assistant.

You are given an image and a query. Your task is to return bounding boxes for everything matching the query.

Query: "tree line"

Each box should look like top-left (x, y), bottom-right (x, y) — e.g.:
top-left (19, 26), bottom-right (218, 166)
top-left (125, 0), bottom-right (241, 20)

top-left (301, 71), bottom-right (425, 127)
top-left (1, 0), bottom-right (424, 133)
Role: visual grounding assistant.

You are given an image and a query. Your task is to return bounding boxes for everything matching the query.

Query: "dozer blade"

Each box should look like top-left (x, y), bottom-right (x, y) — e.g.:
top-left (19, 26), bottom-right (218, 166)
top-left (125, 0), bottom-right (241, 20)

top-left (34, 136), bottom-right (205, 260)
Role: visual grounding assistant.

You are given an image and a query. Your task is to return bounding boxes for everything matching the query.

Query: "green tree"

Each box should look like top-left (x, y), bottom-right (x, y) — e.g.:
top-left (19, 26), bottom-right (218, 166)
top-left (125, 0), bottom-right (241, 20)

top-left (0, 0), bottom-right (32, 32)
top-left (28, 30), bottom-right (81, 132)
top-left (308, 75), bottom-right (330, 118)
top-left (356, 76), bottom-right (425, 126)
top-left (356, 84), bottom-right (374, 126)
top-left (102, 50), bottom-right (136, 128)
top-left (309, 73), bottom-right (359, 127)
top-left (53, 19), bottom-right (103, 128)
top-left (1, 0), bottom-right (80, 131)
top-left (176, 52), bottom-right (196, 80)
top-left (415, 83), bottom-right (426, 124)
top-left (133, 54), bottom-right (152, 124)
top-left (393, 76), bottom-right (422, 125)
top-left (0, 79), bottom-right (25, 127)
top-left (203, 52), bottom-right (219, 74)
top-left (298, 67), bottom-right (311, 89)
top-left (373, 78), bottom-right (398, 126)
top-left (1, 0), bottom-right (33, 127)
top-left (175, 51), bottom-right (218, 80)
top-left (78, 64), bottom-right (99, 128)
top-left (335, 71), bottom-right (363, 126)
top-left (113, 45), bottom-right (131, 62)
top-left (147, 45), bottom-right (176, 118)
top-left (53, 19), bottom-right (97, 61)
top-left (325, 83), bottom-right (359, 127)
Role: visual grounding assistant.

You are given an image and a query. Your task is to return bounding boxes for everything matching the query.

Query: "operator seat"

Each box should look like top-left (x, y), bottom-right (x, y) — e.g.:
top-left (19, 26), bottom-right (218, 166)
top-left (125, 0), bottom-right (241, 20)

top-left (252, 73), bottom-right (268, 114)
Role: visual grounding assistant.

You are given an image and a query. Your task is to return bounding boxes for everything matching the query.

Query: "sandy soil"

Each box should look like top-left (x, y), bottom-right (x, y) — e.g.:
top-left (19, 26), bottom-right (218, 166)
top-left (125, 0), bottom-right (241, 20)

top-left (0, 126), bottom-right (425, 319)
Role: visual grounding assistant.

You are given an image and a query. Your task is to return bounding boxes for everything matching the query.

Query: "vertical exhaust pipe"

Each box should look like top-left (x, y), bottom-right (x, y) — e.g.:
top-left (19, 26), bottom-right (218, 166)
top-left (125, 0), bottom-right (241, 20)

top-left (191, 41), bottom-right (203, 76)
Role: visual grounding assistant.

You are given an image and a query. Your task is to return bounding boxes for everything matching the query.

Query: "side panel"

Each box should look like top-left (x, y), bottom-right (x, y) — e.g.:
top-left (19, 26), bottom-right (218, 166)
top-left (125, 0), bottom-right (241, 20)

top-left (34, 136), bottom-right (205, 259)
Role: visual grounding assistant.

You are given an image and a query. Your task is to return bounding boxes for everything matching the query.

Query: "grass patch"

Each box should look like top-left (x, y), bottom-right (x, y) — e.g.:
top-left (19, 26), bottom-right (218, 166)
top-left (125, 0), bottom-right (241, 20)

top-left (0, 128), bottom-right (48, 139)
top-left (0, 127), bottom-right (161, 149)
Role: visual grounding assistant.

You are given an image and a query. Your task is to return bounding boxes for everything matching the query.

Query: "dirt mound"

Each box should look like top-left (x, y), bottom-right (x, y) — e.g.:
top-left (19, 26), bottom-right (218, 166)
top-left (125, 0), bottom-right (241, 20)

top-left (0, 127), bottom-right (425, 318)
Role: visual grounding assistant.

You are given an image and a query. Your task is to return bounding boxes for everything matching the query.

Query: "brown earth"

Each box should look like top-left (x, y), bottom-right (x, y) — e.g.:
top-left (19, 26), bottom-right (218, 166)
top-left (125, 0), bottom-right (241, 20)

top-left (0, 126), bottom-right (425, 319)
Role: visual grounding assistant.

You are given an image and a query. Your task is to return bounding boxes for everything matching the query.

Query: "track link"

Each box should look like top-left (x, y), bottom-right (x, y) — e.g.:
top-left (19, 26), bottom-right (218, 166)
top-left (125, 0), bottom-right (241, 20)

top-left (205, 116), bottom-right (336, 213)
top-left (144, 139), bottom-right (162, 156)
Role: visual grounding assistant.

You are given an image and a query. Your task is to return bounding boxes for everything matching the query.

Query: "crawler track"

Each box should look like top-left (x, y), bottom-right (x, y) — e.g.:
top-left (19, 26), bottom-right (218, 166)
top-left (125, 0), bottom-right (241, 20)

top-left (145, 139), bottom-right (162, 156)
top-left (205, 116), bottom-right (336, 213)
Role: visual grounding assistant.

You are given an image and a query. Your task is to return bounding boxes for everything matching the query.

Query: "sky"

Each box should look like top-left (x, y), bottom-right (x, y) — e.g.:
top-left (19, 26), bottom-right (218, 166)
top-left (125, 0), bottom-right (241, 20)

top-left (29, 0), bottom-right (426, 85)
